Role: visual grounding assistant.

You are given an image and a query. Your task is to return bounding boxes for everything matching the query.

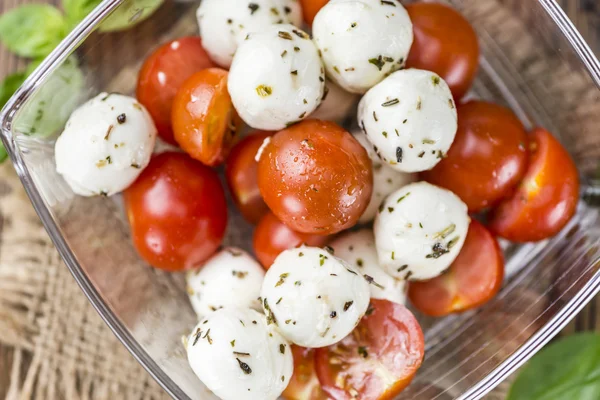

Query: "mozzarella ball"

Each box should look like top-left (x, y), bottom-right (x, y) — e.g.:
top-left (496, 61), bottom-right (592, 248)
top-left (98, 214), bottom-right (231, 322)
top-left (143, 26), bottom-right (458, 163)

top-left (261, 246), bottom-right (370, 348)
top-left (186, 247), bottom-right (265, 317)
top-left (196, 0), bottom-right (302, 68)
top-left (310, 80), bottom-right (358, 122)
top-left (55, 92), bottom-right (157, 196)
top-left (228, 24), bottom-right (325, 130)
top-left (312, 0), bottom-right (413, 94)
top-left (330, 229), bottom-right (406, 305)
top-left (357, 69), bottom-right (458, 173)
top-left (186, 308), bottom-right (293, 400)
top-left (354, 132), bottom-right (416, 223)
top-left (374, 182), bottom-right (469, 281)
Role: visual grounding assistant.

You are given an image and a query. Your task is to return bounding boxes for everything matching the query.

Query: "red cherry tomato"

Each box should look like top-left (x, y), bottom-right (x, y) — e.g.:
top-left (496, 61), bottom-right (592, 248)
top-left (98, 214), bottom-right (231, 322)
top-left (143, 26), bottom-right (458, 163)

top-left (488, 128), bottom-right (579, 242)
top-left (315, 300), bottom-right (424, 400)
top-left (421, 101), bottom-right (528, 212)
top-left (253, 211), bottom-right (331, 269)
top-left (172, 68), bottom-right (242, 166)
top-left (283, 346), bottom-right (329, 400)
top-left (406, 3), bottom-right (479, 100)
top-left (226, 131), bottom-right (273, 224)
top-left (137, 37), bottom-right (217, 145)
top-left (257, 120), bottom-right (373, 235)
top-left (408, 220), bottom-right (504, 317)
top-left (123, 152), bottom-right (227, 271)
top-left (300, 0), bottom-right (329, 25)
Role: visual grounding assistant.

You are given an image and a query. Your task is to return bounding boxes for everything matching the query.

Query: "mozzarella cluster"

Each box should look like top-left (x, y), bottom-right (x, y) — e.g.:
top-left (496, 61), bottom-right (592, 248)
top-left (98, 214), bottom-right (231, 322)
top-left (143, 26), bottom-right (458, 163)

top-left (196, 0), bottom-right (302, 68)
top-left (374, 182), bottom-right (470, 281)
top-left (260, 246), bottom-right (370, 348)
top-left (186, 247), bottom-right (265, 317)
top-left (313, 0), bottom-right (413, 94)
top-left (228, 24), bottom-right (325, 130)
top-left (55, 93), bottom-right (157, 197)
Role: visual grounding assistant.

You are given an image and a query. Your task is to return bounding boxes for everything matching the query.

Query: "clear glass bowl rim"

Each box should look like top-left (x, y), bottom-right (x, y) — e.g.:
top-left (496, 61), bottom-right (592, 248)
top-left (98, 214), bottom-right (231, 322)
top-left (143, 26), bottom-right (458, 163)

top-left (2, 1), bottom-right (600, 399)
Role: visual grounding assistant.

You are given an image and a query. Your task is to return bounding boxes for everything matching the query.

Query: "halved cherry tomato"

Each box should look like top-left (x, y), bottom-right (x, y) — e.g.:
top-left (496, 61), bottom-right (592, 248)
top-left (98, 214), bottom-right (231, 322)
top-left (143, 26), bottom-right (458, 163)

top-left (172, 68), bottom-right (242, 166)
top-left (283, 346), bottom-right (329, 400)
top-left (421, 101), bottom-right (528, 212)
top-left (408, 220), bottom-right (504, 317)
top-left (226, 131), bottom-right (273, 224)
top-left (257, 119), bottom-right (373, 235)
top-left (136, 37), bottom-right (217, 145)
top-left (488, 128), bottom-right (579, 242)
top-left (253, 211), bottom-right (331, 269)
top-left (300, 0), bottom-right (329, 25)
top-left (123, 152), bottom-right (227, 271)
top-left (315, 299), bottom-right (424, 400)
top-left (406, 3), bottom-right (479, 100)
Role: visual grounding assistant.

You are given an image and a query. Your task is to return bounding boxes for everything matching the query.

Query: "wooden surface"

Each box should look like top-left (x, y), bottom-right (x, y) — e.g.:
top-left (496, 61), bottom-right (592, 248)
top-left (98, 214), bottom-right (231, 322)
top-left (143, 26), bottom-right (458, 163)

top-left (0, 1), bottom-right (599, 399)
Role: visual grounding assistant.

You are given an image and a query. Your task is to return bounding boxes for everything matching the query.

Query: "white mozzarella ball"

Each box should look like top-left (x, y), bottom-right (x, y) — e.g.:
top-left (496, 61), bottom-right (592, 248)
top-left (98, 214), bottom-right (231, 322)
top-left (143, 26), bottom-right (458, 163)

top-left (330, 229), bottom-right (406, 305)
top-left (55, 93), bottom-right (157, 197)
top-left (357, 69), bottom-right (458, 173)
top-left (310, 80), bottom-right (358, 122)
top-left (196, 0), bottom-right (302, 68)
top-left (374, 182), bottom-right (470, 281)
top-left (228, 24), bottom-right (325, 130)
top-left (312, 0), bottom-right (413, 94)
top-left (354, 132), bottom-right (416, 223)
top-left (186, 308), bottom-right (293, 400)
top-left (261, 246), bottom-right (370, 348)
top-left (186, 247), bottom-right (265, 318)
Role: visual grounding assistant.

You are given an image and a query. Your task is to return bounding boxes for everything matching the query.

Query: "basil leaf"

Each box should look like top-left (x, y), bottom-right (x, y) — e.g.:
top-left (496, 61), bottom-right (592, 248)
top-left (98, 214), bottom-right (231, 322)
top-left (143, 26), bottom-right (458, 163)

top-left (0, 5), bottom-right (67, 58)
top-left (99, 0), bottom-right (163, 32)
top-left (507, 333), bottom-right (600, 400)
top-left (0, 71), bottom-right (27, 110)
top-left (62, 0), bottom-right (102, 29)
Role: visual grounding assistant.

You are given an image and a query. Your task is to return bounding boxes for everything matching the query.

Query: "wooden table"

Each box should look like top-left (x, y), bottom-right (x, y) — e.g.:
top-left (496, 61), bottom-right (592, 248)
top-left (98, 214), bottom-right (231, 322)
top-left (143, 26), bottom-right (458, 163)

top-left (0, 0), bottom-right (599, 399)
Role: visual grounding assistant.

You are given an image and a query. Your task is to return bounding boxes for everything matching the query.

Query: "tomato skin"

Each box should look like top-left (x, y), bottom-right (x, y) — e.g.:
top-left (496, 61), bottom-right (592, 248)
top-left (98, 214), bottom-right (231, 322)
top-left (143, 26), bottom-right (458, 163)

top-left (405, 3), bottom-right (479, 100)
top-left (421, 101), bottom-right (528, 212)
top-left (123, 152), bottom-right (228, 272)
top-left (136, 37), bottom-right (217, 145)
top-left (172, 68), bottom-right (242, 166)
top-left (408, 220), bottom-right (504, 317)
top-left (253, 211), bottom-right (330, 269)
top-left (225, 131), bottom-right (273, 224)
top-left (300, 0), bottom-right (329, 25)
top-left (283, 346), bottom-right (329, 400)
top-left (488, 128), bottom-right (579, 242)
top-left (315, 300), bottom-right (424, 400)
top-left (257, 119), bottom-right (373, 235)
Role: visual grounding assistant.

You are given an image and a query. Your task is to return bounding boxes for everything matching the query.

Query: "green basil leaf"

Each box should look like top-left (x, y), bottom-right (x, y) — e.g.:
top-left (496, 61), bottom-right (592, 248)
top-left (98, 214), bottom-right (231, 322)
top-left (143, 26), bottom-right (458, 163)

top-left (0, 71), bottom-right (27, 110)
top-left (62, 0), bottom-right (102, 29)
top-left (0, 144), bottom-right (7, 163)
top-left (0, 5), bottom-right (67, 58)
top-left (99, 0), bottom-right (163, 32)
top-left (507, 333), bottom-right (600, 400)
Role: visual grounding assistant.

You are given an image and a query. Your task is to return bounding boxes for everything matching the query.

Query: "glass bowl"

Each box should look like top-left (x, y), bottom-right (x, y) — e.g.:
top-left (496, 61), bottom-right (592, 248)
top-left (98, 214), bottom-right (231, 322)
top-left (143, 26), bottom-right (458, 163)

top-left (2, 0), bottom-right (600, 399)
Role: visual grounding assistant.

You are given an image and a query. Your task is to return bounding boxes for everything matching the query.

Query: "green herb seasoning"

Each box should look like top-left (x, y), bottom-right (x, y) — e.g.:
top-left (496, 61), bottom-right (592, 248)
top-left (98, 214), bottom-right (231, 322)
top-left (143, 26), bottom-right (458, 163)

top-left (275, 273), bottom-right (289, 287)
top-left (230, 339), bottom-right (235, 347)
top-left (368, 56), bottom-right (385, 71)
top-left (236, 358), bottom-right (252, 374)
top-left (396, 147), bottom-right (403, 163)
top-left (278, 31), bottom-right (293, 40)
top-left (248, 3), bottom-right (259, 14)
top-left (397, 192), bottom-right (410, 203)
top-left (104, 124), bottom-right (114, 140)
top-left (256, 85), bottom-right (273, 97)
top-left (330, 311), bottom-right (337, 318)
top-left (358, 346), bottom-right (369, 358)
top-left (431, 76), bottom-right (441, 86)
top-left (281, 50), bottom-right (287, 57)
top-left (279, 344), bottom-right (286, 354)
top-left (292, 29), bottom-right (308, 39)
top-left (344, 301), bottom-right (354, 311)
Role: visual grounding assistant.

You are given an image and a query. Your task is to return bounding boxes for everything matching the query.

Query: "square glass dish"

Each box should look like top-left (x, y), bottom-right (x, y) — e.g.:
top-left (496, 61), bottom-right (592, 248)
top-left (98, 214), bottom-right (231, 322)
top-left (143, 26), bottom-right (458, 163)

top-left (2, 0), bottom-right (600, 398)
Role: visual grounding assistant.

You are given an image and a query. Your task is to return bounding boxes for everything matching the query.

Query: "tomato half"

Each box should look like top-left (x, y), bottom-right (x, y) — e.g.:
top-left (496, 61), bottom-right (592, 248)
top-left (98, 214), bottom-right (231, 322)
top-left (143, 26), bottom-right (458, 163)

top-left (315, 299), bottom-right (424, 400)
top-left (253, 211), bottom-right (331, 269)
top-left (408, 220), bottom-right (504, 317)
top-left (123, 152), bottom-right (228, 271)
top-left (136, 37), bottom-right (217, 145)
top-left (300, 0), bottom-right (329, 25)
top-left (257, 119), bottom-right (373, 235)
top-left (421, 101), bottom-right (528, 212)
top-left (283, 346), bottom-right (329, 400)
top-left (406, 3), bottom-right (479, 100)
top-left (172, 68), bottom-right (242, 166)
top-left (226, 131), bottom-right (273, 224)
top-left (488, 128), bottom-right (579, 242)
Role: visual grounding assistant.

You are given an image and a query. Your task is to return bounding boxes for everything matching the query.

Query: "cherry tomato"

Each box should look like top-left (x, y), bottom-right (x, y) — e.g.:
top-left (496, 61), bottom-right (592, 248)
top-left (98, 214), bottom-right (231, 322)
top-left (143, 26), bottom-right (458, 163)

top-left (488, 128), bottom-right (579, 242)
top-left (136, 37), bottom-right (217, 145)
top-left (172, 68), bottom-right (242, 166)
top-left (283, 346), bottom-right (329, 400)
top-left (406, 3), bottom-right (479, 100)
top-left (300, 0), bottom-right (329, 25)
top-left (123, 152), bottom-right (227, 271)
top-left (315, 299), bottom-right (424, 400)
top-left (421, 101), bottom-right (528, 212)
top-left (226, 131), bottom-right (273, 224)
top-left (257, 120), bottom-right (373, 235)
top-left (408, 220), bottom-right (504, 317)
top-left (253, 211), bottom-right (331, 269)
